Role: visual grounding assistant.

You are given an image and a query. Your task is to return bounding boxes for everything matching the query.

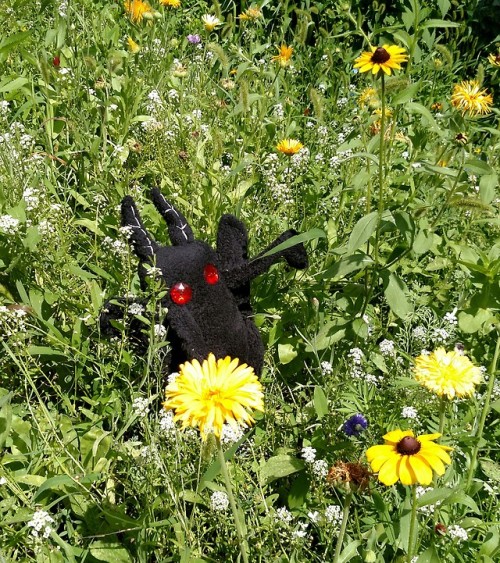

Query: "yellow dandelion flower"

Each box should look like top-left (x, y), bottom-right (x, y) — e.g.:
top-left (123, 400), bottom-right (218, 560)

top-left (160, 0), bottom-right (181, 6)
top-left (126, 36), bottom-right (141, 53)
top-left (239, 7), bottom-right (262, 21)
top-left (366, 430), bottom-right (452, 486)
top-left (373, 107), bottom-right (393, 119)
top-left (163, 354), bottom-right (264, 440)
top-left (354, 44), bottom-right (408, 76)
top-left (414, 347), bottom-right (482, 399)
top-left (451, 80), bottom-right (493, 116)
top-left (359, 86), bottom-right (379, 108)
top-left (202, 14), bottom-right (221, 32)
top-left (488, 53), bottom-right (500, 67)
top-left (272, 44), bottom-right (293, 68)
top-left (124, 0), bottom-right (154, 23)
top-left (276, 138), bottom-right (303, 155)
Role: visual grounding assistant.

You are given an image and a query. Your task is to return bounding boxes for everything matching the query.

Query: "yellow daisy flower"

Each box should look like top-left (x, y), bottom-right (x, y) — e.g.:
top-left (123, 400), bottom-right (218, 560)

top-left (124, 0), bottom-right (154, 23)
top-left (202, 14), bottom-right (221, 32)
top-left (366, 430), bottom-right (452, 486)
top-left (488, 53), bottom-right (500, 67)
top-left (126, 37), bottom-right (141, 53)
top-left (451, 80), bottom-right (493, 116)
top-left (163, 354), bottom-right (264, 440)
top-left (276, 138), bottom-right (304, 155)
top-left (414, 347), bottom-right (482, 399)
top-left (239, 6), bottom-right (263, 21)
top-left (354, 44), bottom-right (408, 76)
top-left (272, 44), bottom-right (293, 68)
top-left (358, 86), bottom-right (379, 108)
top-left (160, 0), bottom-right (181, 6)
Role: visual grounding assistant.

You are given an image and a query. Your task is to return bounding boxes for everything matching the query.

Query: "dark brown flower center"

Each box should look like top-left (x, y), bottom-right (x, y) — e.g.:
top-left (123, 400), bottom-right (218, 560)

top-left (396, 436), bottom-right (421, 455)
top-left (371, 47), bottom-right (391, 64)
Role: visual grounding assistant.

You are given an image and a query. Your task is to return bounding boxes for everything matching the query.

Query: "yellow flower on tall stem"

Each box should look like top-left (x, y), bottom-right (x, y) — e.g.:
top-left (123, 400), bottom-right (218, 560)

top-left (272, 44), bottom-right (293, 67)
top-left (354, 44), bottom-right (408, 75)
top-left (239, 6), bottom-right (262, 21)
top-left (160, 0), bottom-right (181, 6)
top-left (163, 354), bottom-right (264, 440)
top-left (414, 347), bottom-right (482, 399)
top-left (126, 37), bottom-right (141, 53)
top-left (276, 138), bottom-right (303, 155)
top-left (124, 0), bottom-right (154, 23)
top-left (366, 429), bottom-right (452, 486)
top-left (451, 80), bottom-right (493, 116)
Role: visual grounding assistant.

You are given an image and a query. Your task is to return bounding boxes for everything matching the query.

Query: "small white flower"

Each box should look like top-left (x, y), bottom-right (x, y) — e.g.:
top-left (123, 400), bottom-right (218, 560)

top-left (325, 504), bottom-right (342, 525)
top-left (0, 215), bottom-right (20, 235)
top-left (320, 361), bottom-right (332, 375)
top-left (412, 326), bottom-right (427, 341)
top-left (401, 406), bottom-right (418, 419)
top-left (220, 423), bottom-right (245, 445)
top-left (307, 510), bottom-right (320, 523)
top-left (348, 347), bottom-right (364, 365)
top-left (312, 459), bottom-right (328, 478)
top-left (0, 477), bottom-right (6, 485)
top-left (159, 410), bottom-right (176, 437)
top-left (275, 506), bottom-right (293, 524)
top-left (443, 308), bottom-right (458, 325)
top-left (210, 491), bottom-right (229, 512)
top-left (127, 303), bottom-right (144, 316)
top-left (379, 339), bottom-right (395, 357)
top-left (301, 446), bottom-right (316, 464)
top-left (153, 324), bottom-right (167, 339)
top-left (132, 397), bottom-right (150, 418)
top-left (167, 371), bottom-right (179, 385)
top-left (448, 524), bottom-right (468, 542)
top-left (27, 509), bottom-right (54, 539)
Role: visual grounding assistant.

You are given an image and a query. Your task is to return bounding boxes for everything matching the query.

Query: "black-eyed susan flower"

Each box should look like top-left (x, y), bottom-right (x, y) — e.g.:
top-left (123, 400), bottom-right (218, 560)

top-left (414, 347), bottom-right (482, 399)
top-left (124, 0), bottom-right (154, 23)
top-left (488, 53), bottom-right (500, 67)
top-left (451, 80), bottom-right (493, 116)
top-left (276, 138), bottom-right (303, 155)
top-left (163, 354), bottom-right (264, 440)
top-left (354, 45), bottom-right (408, 76)
top-left (202, 14), bottom-right (221, 32)
top-left (160, 0), bottom-right (181, 6)
top-left (272, 44), bottom-right (293, 68)
top-left (366, 430), bottom-right (452, 486)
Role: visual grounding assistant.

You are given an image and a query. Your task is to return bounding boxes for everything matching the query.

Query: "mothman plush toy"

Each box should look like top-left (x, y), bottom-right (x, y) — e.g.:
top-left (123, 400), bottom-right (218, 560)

top-left (100, 188), bottom-right (308, 375)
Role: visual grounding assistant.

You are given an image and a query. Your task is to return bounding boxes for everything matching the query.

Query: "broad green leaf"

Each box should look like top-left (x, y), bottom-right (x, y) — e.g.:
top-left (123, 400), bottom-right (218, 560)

top-left (278, 343), bottom-right (297, 364)
top-left (416, 487), bottom-right (453, 508)
top-left (420, 19), bottom-right (460, 28)
top-left (74, 219), bottom-right (104, 236)
top-left (413, 229), bottom-right (433, 254)
top-left (479, 174), bottom-right (498, 205)
top-left (392, 81), bottom-right (420, 105)
top-left (260, 455), bottom-right (305, 485)
top-left (416, 545), bottom-right (442, 563)
top-left (347, 211), bottom-right (378, 253)
top-left (27, 346), bottom-right (67, 358)
top-left (464, 159), bottom-right (494, 176)
top-left (0, 76), bottom-right (29, 93)
top-left (313, 386), bottom-right (328, 419)
top-left (406, 102), bottom-right (444, 136)
top-left (480, 459), bottom-right (500, 483)
top-left (0, 393), bottom-right (12, 449)
top-left (338, 540), bottom-right (361, 563)
top-left (255, 228), bottom-right (325, 260)
top-left (322, 253), bottom-right (373, 281)
top-left (90, 538), bottom-right (133, 563)
top-left (380, 271), bottom-right (413, 319)
top-left (180, 490), bottom-right (206, 505)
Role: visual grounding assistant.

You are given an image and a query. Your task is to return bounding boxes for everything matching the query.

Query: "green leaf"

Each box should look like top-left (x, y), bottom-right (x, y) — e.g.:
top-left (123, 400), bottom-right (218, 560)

top-left (464, 159), bottom-right (495, 176)
top-left (278, 343), bottom-right (297, 364)
top-left (0, 76), bottom-right (30, 94)
top-left (260, 455), bottom-right (305, 485)
top-left (479, 174), bottom-right (498, 205)
top-left (441, 491), bottom-right (479, 513)
top-left (313, 386), bottom-right (328, 419)
top-left (406, 102), bottom-right (444, 136)
top-left (413, 229), bottom-right (433, 254)
top-left (27, 346), bottom-right (67, 358)
top-left (74, 219), bottom-right (104, 236)
top-left (0, 392), bottom-right (12, 449)
top-left (416, 487), bottom-right (453, 508)
top-left (255, 228), bottom-right (325, 260)
top-left (480, 459), bottom-right (500, 483)
top-left (347, 211), bottom-right (378, 253)
top-left (337, 540), bottom-right (361, 563)
top-left (322, 253), bottom-right (373, 281)
top-left (420, 19), bottom-right (460, 29)
top-left (90, 538), bottom-right (133, 563)
top-left (416, 545), bottom-right (442, 563)
top-left (392, 81), bottom-right (420, 105)
top-left (380, 271), bottom-right (413, 319)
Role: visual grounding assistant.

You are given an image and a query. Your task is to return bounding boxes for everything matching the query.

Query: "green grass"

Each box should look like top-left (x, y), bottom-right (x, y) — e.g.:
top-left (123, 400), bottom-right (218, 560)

top-left (0, 0), bottom-right (499, 561)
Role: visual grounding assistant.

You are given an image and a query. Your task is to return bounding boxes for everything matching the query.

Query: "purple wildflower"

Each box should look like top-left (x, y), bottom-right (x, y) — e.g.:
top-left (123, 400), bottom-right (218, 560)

top-left (342, 414), bottom-right (368, 437)
top-left (187, 34), bottom-right (201, 45)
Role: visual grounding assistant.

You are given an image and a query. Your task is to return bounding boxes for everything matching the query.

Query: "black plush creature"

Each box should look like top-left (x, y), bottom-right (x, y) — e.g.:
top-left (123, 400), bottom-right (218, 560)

top-left (100, 188), bottom-right (308, 375)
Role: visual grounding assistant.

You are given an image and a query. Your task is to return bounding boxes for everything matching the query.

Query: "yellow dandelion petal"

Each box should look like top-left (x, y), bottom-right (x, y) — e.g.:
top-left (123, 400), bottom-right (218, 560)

top-left (354, 44), bottom-right (408, 76)
top-left (276, 138), bottom-right (304, 155)
top-left (127, 36), bottom-right (141, 53)
top-left (272, 44), bottom-right (293, 67)
top-left (414, 347), bottom-right (483, 399)
top-left (163, 353), bottom-right (264, 440)
top-left (451, 80), bottom-right (493, 116)
top-left (488, 53), bottom-right (500, 67)
top-left (366, 430), bottom-right (452, 486)
top-left (124, 0), bottom-right (154, 23)
top-left (160, 0), bottom-right (181, 7)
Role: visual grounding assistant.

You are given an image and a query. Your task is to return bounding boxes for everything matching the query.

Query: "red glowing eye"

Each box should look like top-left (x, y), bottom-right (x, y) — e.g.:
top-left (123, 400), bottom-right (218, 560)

top-left (170, 282), bottom-right (192, 305)
top-left (204, 264), bottom-right (219, 285)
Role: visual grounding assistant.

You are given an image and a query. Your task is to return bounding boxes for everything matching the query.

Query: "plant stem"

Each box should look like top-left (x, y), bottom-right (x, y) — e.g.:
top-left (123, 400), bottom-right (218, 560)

top-left (333, 492), bottom-right (353, 563)
top-left (217, 438), bottom-right (250, 563)
top-left (374, 73), bottom-right (386, 269)
top-left (465, 330), bottom-right (500, 492)
top-left (438, 396), bottom-right (447, 435)
top-left (407, 485), bottom-right (418, 563)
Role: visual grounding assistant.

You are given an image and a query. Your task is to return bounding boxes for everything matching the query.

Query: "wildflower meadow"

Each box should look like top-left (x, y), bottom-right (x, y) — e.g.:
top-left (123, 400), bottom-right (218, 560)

top-left (1, 0), bottom-right (500, 561)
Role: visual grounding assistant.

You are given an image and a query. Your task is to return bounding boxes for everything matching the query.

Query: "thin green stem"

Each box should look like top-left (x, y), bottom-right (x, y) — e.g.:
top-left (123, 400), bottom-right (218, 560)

top-left (438, 396), bottom-right (447, 435)
top-left (333, 492), bottom-right (353, 563)
top-left (465, 330), bottom-right (500, 492)
top-left (407, 485), bottom-right (418, 563)
top-left (217, 439), bottom-right (250, 563)
top-left (430, 150), bottom-right (465, 229)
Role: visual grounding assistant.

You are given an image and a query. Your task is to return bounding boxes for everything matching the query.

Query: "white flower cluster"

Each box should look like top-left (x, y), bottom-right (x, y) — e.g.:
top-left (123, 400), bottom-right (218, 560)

top-left (102, 236), bottom-right (128, 257)
top-left (443, 308), bottom-right (458, 326)
top-left (273, 103), bottom-right (284, 119)
top-left (210, 491), bottom-right (229, 512)
top-left (127, 303), bottom-right (144, 316)
top-left (412, 325), bottom-right (426, 342)
top-left (220, 423), bottom-right (245, 446)
top-left (158, 409), bottom-right (176, 438)
top-left (301, 446), bottom-right (316, 464)
top-left (401, 406), bottom-right (418, 419)
top-left (274, 506), bottom-right (293, 524)
top-left (448, 524), bottom-right (468, 542)
top-left (312, 459), bottom-right (328, 478)
top-left (153, 324), bottom-right (167, 339)
top-left (291, 521), bottom-right (309, 540)
top-left (0, 100), bottom-right (9, 115)
top-left (347, 347), bottom-right (379, 385)
top-left (147, 90), bottom-right (163, 114)
top-left (0, 215), bottom-right (20, 235)
top-left (23, 187), bottom-right (41, 211)
top-left (290, 147), bottom-right (310, 169)
top-left (324, 504), bottom-right (342, 525)
top-left (262, 153), bottom-right (294, 205)
top-left (379, 339), bottom-right (396, 357)
top-left (132, 397), bottom-right (150, 418)
top-left (320, 361), bottom-right (333, 376)
top-left (27, 509), bottom-right (54, 539)
top-left (0, 306), bottom-right (29, 341)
